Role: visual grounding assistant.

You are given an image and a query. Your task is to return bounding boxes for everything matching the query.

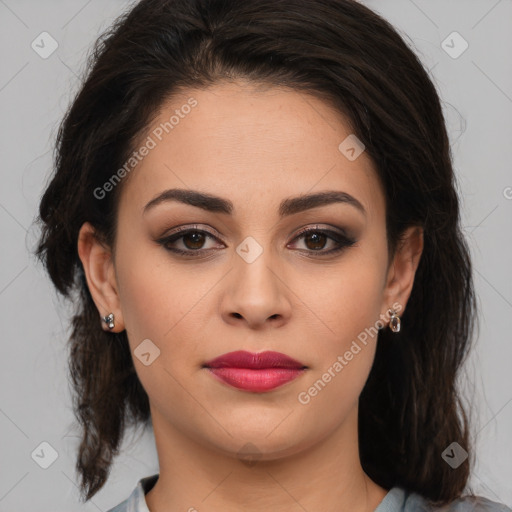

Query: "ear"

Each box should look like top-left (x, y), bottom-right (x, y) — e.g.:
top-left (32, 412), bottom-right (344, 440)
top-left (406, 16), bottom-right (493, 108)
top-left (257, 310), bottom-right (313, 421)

top-left (77, 222), bottom-right (125, 332)
top-left (380, 225), bottom-right (424, 318)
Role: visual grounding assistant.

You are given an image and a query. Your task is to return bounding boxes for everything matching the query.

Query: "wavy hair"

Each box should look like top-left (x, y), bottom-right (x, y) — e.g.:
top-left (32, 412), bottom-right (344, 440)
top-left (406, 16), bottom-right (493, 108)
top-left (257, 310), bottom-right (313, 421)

top-left (35, 0), bottom-right (477, 504)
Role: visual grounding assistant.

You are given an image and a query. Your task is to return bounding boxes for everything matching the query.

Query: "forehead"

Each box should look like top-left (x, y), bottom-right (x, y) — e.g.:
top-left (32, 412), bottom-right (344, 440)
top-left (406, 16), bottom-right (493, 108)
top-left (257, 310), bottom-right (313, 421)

top-left (119, 81), bottom-right (384, 223)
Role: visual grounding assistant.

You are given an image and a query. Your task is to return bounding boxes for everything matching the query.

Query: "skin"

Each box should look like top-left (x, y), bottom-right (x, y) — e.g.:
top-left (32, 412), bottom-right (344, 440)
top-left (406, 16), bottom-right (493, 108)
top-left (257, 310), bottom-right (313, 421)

top-left (78, 80), bottom-right (423, 512)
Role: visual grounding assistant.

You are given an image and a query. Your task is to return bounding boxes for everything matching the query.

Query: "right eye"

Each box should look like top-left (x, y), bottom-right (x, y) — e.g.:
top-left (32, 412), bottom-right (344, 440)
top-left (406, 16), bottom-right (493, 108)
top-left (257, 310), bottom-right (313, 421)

top-left (157, 227), bottom-right (225, 257)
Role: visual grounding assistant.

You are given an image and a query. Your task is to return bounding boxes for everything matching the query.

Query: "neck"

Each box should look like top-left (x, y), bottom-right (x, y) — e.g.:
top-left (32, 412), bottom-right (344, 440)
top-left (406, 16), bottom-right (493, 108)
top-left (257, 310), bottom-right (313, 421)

top-left (145, 405), bottom-right (389, 512)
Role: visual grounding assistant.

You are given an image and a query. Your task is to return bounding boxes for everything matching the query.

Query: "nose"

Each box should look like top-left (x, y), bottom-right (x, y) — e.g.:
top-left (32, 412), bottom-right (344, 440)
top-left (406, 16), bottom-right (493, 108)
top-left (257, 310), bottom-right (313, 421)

top-left (220, 250), bottom-right (292, 330)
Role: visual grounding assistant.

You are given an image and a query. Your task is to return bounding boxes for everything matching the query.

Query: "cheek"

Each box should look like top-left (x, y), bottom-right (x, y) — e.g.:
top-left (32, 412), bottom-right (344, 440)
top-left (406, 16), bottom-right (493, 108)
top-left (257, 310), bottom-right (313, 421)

top-left (115, 240), bottom-right (180, 342)
top-left (115, 241), bottom-right (216, 361)
top-left (296, 256), bottom-right (386, 351)
top-left (114, 244), bottom-right (208, 408)
top-left (293, 263), bottom-right (384, 424)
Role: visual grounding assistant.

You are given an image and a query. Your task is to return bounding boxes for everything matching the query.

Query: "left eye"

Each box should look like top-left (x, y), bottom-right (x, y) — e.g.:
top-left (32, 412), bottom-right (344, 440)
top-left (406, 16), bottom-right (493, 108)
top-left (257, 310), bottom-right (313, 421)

top-left (157, 227), bottom-right (356, 257)
top-left (289, 229), bottom-right (347, 252)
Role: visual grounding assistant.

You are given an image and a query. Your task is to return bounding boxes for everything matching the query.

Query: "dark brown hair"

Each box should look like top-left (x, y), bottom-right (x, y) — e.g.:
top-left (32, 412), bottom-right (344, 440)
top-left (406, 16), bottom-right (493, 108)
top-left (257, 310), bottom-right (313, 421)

top-left (35, 0), bottom-right (478, 505)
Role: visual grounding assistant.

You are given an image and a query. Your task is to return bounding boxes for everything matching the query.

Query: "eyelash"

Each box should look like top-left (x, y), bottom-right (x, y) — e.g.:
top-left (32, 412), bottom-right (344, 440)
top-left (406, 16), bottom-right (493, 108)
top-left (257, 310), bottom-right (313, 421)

top-left (156, 225), bottom-right (357, 258)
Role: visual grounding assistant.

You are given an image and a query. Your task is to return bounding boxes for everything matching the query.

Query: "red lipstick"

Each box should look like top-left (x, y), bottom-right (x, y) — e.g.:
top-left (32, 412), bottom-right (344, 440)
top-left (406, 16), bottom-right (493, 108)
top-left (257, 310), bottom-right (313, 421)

top-left (203, 350), bottom-right (307, 392)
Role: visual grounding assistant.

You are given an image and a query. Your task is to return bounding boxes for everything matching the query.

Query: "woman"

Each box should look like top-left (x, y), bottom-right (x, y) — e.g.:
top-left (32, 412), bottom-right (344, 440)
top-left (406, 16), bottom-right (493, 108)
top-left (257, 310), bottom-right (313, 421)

top-left (35, 0), bottom-right (511, 510)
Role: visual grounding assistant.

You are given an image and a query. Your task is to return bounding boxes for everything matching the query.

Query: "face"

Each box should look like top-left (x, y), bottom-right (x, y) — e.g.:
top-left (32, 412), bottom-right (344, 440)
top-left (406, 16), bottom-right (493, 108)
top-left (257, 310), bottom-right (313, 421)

top-left (79, 80), bottom-right (422, 462)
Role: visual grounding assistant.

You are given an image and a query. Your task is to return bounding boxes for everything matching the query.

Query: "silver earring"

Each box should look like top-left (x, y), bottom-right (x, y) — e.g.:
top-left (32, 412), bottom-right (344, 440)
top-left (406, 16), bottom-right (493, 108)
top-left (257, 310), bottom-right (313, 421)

top-left (103, 313), bottom-right (115, 330)
top-left (387, 308), bottom-right (401, 333)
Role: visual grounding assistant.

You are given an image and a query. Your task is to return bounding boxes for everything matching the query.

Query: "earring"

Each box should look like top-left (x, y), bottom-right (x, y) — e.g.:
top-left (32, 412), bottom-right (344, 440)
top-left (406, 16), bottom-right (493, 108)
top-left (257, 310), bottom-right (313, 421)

top-left (387, 308), bottom-right (401, 333)
top-left (103, 313), bottom-right (115, 330)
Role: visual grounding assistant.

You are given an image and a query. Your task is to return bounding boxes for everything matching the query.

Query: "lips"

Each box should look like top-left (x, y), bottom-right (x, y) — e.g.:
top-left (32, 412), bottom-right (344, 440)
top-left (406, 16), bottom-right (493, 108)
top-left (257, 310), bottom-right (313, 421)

top-left (203, 350), bottom-right (307, 392)
top-left (204, 350), bottom-right (306, 369)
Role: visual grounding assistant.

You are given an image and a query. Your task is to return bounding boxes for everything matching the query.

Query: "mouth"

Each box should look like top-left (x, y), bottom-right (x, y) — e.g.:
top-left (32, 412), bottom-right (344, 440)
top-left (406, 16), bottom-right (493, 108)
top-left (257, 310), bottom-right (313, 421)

top-left (202, 350), bottom-right (308, 393)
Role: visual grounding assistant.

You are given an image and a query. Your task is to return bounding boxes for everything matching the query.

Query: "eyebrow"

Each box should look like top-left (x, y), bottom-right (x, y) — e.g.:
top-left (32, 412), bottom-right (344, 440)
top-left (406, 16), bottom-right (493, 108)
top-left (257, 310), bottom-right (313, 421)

top-left (143, 188), bottom-right (366, 218)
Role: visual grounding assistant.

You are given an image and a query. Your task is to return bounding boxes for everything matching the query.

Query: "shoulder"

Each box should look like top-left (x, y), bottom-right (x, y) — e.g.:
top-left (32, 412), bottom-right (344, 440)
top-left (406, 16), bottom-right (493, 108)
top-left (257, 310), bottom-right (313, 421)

top-left (404, 490), bottom-right (511, 512)
top-left (105, 473), bottom-right (159, 512)
top-left (105, 498), bottom-right (129, 512)
top-left (433, 496), bottom-right (512, 512)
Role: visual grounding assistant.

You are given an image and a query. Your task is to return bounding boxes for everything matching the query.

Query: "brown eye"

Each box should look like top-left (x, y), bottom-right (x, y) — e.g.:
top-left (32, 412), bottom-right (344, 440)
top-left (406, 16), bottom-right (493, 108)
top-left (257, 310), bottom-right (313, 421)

top-left (158, 226), bottom-right (356, 258)
top-left (157, 228), bottom-right (223, 256)
top-left (288, 227), bottom-right (357, 256)
top-left (182, 231), bottom-right (206, 249)
top-left (303, 231), bottom-right (328, 250)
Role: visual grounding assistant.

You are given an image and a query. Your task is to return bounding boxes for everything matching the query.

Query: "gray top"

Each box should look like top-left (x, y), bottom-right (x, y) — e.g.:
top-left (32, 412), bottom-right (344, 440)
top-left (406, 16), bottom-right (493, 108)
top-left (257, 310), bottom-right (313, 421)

top-left (106, 474), bottom-right (511, 512)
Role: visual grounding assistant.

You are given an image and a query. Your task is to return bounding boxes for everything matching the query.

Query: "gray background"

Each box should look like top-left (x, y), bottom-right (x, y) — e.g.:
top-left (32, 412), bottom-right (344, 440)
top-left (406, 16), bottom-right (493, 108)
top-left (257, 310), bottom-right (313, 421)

top-left (0, 0), bottom-right (511, 510)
